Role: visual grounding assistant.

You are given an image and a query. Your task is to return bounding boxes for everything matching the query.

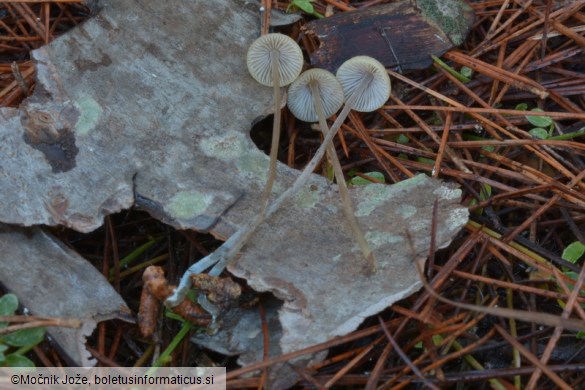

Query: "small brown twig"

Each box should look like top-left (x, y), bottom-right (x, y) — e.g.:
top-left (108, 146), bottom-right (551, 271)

top-left (0, 315), bottom-right (82, 335)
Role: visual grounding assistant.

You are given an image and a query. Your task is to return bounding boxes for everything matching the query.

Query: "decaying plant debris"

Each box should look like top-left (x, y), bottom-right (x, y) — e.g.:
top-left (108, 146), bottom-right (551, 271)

top-left (1, 0), bottom-right (585, 388)
top-left (0, 2), bottom-right (469, 385)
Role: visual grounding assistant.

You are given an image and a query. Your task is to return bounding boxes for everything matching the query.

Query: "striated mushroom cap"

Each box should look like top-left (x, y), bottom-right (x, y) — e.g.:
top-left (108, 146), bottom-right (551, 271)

top-left (246, 33), bottom-right (303, 87)
top-left (287, 69), bottom-right (344, 123)
top-left (336, 56), bottom-right (391, 112)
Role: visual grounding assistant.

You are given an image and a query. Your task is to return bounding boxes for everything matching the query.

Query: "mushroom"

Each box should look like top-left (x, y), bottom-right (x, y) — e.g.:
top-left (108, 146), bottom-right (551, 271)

top-left (287, 68), bottom-right (344, 123)
top-left (246, 33), bottom-right (303, 215)
top-left (287, 68), bottom-right (374, 273)
top-left (325, 56), bottom-right (391, 272)
top-left (166, 56), bottom-right (390, 305)
top-left (335, 55), bottom-right (391, 114)
top-left (225, 56), bottom-right (389, 275)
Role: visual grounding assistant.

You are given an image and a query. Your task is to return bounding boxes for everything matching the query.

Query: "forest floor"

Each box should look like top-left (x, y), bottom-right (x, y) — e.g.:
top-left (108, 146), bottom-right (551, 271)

top-left (1, 1), bottom-right (585, 388)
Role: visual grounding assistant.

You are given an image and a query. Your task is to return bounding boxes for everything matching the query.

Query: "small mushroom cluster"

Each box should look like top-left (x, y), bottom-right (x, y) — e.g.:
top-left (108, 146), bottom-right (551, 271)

top-left (246, 33), bottom-right (391, 273)
top-left (166, 32), bottom-right (392, 306)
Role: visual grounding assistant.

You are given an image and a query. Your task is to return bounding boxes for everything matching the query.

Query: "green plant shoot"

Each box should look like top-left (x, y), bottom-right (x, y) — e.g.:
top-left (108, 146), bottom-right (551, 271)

top-left (287, 0), bottom-right (324, 18)
top-left (0, 294), bottom-right (46, 367)
top-left (431, 55), bottom-right (471, 83)
top-left (562, 241), bottom-right (585, 264)
top-left (348, 172), bottom-right (385, 186)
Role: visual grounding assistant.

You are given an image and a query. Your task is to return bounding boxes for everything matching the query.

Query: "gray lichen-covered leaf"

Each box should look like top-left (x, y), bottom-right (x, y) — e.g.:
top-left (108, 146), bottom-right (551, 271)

top-left (0, 0), bottom-right (282, 234)
top-left (192, 175), bottom-right (467, 387)
top-left (0, 0), bottom-right (468, 382)
top-left (229, 174), bottom-right (468, 354)
top-left (0, 225), bottom-right (132, 366)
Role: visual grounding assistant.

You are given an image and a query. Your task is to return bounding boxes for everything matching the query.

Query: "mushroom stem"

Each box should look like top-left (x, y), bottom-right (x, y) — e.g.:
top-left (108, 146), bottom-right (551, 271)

top-left (246, 33), bottom-right (303, 215)
top-left (309, 81), bottom-right (376, 273)
top-left (166, 65), bottom-right (384, 307)
top-left (165, 208), bottom-right (266, 306)
top-left (259, 50), bottom-right (282, 217)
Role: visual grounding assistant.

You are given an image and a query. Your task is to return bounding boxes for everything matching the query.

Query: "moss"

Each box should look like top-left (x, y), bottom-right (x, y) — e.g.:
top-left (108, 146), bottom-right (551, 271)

top-left (417, 0), bottom-right (472, 45)
top-left (166, 190), bottom-right (213, 219)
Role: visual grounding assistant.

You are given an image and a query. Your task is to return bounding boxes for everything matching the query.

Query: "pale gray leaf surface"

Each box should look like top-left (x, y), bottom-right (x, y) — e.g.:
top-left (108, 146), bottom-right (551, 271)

top-left (0, 225), bottom-right (132, 366)
top-left (0, 0), bottom-right (284, 234)
top-left (229, 174), bottom-right (468, 353)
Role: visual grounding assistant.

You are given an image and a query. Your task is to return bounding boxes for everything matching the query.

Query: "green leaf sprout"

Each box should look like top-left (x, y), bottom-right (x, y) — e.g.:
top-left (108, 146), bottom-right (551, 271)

top-left (0, 294), bottom-right (45, 367)
top-left (287, 0), bottom-right (324, 18)
top-left (562, 241), bottom-right (585, 264)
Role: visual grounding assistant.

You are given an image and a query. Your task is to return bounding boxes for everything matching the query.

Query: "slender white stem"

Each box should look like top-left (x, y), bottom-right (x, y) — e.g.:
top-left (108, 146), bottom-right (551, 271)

top-left (166, 73), bottom-right (375, 307)
top-left (258, 50), bottom-right (282, 216)
top-left (309, 82), bottom-right (376, 273)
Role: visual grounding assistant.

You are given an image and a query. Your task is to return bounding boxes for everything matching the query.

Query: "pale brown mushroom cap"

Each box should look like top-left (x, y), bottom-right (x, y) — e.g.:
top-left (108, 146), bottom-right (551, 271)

top-left (336, 56), bottom-right (391, 112)
top-left (246, 33), bottom-right (303, 87)
top-left (287, 69), bottom-right (344, 123)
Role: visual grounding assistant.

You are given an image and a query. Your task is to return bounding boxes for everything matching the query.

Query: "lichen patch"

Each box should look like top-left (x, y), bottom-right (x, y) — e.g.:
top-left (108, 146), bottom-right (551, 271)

top-left (74, 96), bottom-right (102, 136)
top-left (167, 190), bottom-right (213, 219)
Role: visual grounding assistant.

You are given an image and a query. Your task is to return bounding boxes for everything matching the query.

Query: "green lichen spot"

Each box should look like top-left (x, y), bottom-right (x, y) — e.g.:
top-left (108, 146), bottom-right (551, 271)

top-left (417, 0), bottom-right (473, 45)
top-left (433, 185), bottom-right (461, 200)
top-left (199, 132), bottom-right (246, 161)
top-left (238, 152), bottom-right (270, 182)
top-left (74, 96), bottom-right (101, 135)
top-left (326, 203), bottom-right (339, 214)
top-left (397, 204), bottom-right (417, 219)
top-left (363, 231), bottom-right (403, 251)
top-left (356, 184), bottom-right (389, 217)
top-left (367, 231), bottom-right (403, 248)
top-left (295, 186), bottom-right (323, 209)
top-left (447, 208), bottom-right (469, 229)
top-left (356, 174), bottom-right (428, 217)
top-left (167, 191), bottom-right (213, 219)
top-left (199, 133), bottom-right (284, 191)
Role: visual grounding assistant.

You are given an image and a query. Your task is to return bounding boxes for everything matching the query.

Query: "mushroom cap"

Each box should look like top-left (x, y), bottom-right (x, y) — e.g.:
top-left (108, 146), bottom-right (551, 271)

top-left (246, 33), bottom-right (303, 87)
top-left (287, 69), bottom-right (344, 123)
top-left (336, 56), bottom-right (391, 112)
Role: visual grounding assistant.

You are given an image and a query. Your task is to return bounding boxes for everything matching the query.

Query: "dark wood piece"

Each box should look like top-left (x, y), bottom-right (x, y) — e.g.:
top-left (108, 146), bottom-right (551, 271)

top-left (304, 0), bottom-right (474, 72)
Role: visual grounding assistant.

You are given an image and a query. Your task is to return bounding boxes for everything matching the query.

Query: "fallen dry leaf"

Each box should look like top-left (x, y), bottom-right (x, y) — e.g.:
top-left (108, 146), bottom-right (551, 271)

top-left (0, 225), bottom-right (132, 366)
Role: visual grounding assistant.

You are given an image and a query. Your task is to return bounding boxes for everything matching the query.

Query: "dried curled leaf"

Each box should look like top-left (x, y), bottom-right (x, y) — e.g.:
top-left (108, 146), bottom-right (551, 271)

top-left (138, 266), bottom-right (211, 337)
top-left (190, 274), bottom-right (242, 309)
